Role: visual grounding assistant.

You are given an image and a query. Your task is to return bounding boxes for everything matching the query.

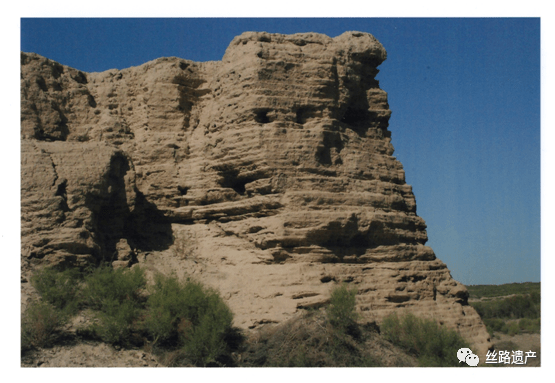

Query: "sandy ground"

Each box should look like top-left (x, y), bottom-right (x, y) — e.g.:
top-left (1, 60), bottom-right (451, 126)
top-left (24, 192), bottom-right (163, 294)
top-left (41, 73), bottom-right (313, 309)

top-left (21, 342), bottom-right (160, 367)
top-left (488, 331), bottom-right (541, 367)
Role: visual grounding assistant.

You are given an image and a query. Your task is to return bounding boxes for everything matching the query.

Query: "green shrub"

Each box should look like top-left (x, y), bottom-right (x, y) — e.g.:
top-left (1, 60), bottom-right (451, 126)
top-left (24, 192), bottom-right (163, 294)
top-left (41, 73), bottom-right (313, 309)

top-left (471, 292), bottom-right (542, 337)
top-left (26, 265), bottom-right (237, 362)
top-left (90, 299), bottom-right (141, 345)
top-left (82, 265), bottom-right (146, 310)
top-left (471, 293), bottom-right (540, 320)
top-left (507, 321), bottom-right (520, 336)
top-left (483, 317), bottom-right (508, 335)
top-left (518, 317), bottom-right (541, 333)
top-left (181, 301), bottom-right (234, 366)
top-left (327, 283), bottom-right (358, 333)
top-left (381, 313), bottom-right (470, 367)
top-left (22, 300), bottom-right (66, 350)
top-left (82, 265), bottom-right (146, 345)
top-left (31, 267), bottom-right (81, 315)
top-left (143, 274), bottom-right (187, 343)
top-left (143, 274), bottom-right (234, 366)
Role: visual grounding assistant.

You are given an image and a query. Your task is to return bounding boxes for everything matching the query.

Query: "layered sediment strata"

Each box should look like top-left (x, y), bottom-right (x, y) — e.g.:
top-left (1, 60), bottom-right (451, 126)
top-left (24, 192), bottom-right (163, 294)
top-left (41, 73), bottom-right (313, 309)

top-left (20, 31), bottom-right (491, 355)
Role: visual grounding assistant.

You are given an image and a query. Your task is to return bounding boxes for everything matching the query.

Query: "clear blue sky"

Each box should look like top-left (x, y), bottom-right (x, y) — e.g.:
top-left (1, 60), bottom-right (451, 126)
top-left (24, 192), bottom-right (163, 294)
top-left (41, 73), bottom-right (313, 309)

top-left (20, 18), bottom-right (541, 285)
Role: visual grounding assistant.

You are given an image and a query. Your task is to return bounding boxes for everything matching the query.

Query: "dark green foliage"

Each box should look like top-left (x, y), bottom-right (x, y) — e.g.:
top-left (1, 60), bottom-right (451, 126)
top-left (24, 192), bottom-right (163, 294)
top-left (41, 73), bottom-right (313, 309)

top-left (482, 317), bottom-right (541, 336)
top-left (466, 282), bottom-right (540, 299)
top-left (90, 299), bottom-right (142, 345)
top-left (30, 267), bottom-right (82, 315)
top-left (470, 291), bottom-right (541, 336)
top-left (327, 284), bottom-right (359, 335)
top-left (24, 264), bottom-right (237, 364)
top-left (81, 265), bottom-right (147, 345)
top-left (381, 313), bottom-right (470, 367)
top-left (518, 317), bottom-right (541, 333)
top-left (471, 293), bottom-right (540, 320)
top-left (82, 265), bottom-right (146, 310)
top-left (483, 318), bottom-right (508, 334)
top-left (506, 321), bottom-right (520, 336)
top-left (21, 300), bottom-right (66, 349)
top-left (143, 274), bottom-right (191, 344)
top-left (181, 308), bottom-right (234, 366)
top-left (143, 274), bottom-right (234, 366)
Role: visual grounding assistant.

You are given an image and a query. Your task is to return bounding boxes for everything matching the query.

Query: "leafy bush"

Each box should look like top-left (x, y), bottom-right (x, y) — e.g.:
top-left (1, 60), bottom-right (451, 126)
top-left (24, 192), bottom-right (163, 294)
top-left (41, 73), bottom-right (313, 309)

top-left (327, 283), bottom-right (359, 334)
top-left (483, 317), bottom-right (509, 335)
top-left (22, 300), bottom-right (66, 349)
top-left (142, 274), bottom-right (187, 344)
top-left (82, 265), bottom-right (146, 310)
top-left (82, 265), bottom-right (146, 345)
top-left (381, 313), bottom-right (470, 367)
top-left (181, 303), bottom-right (234, 366)
top-left (90, 299), bottom-right (142, 345)
top-left (31, 267), bottom-right (82, 315)
top-left (143, 274), bottom-right (234, 366)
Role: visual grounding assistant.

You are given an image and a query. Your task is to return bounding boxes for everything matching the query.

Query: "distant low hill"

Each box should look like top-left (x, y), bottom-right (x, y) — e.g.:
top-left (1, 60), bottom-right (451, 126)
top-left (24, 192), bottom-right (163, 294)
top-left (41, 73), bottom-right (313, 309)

top-left (466, 282), bottom-right (540, 299)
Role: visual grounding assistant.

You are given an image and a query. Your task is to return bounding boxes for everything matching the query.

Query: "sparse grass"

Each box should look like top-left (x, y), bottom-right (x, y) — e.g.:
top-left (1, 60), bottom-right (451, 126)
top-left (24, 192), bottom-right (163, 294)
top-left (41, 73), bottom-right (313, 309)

top-left (239, 310), bottom-right (382, 367)
top-left (21, 300), bottom-right (66, 350)
top-left (380, 312), bottom-right (470, 367)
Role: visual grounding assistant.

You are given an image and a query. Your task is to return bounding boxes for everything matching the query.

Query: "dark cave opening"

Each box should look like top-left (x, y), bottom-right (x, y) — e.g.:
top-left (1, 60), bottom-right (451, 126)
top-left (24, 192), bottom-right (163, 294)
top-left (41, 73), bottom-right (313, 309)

top-left (341, 106), bottom-right (369, 126)
top-left (255, 110), bottom-right (270, 124)
top-left (218, 168), bottom-right (255, 196)
top-left (177, 185), bottom-right (189, 195)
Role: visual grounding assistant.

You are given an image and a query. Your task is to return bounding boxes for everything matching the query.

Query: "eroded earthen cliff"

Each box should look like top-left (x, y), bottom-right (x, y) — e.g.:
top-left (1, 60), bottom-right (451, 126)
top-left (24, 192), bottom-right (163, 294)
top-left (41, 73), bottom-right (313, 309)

top-left (21, 31), bottom-right (491, 355)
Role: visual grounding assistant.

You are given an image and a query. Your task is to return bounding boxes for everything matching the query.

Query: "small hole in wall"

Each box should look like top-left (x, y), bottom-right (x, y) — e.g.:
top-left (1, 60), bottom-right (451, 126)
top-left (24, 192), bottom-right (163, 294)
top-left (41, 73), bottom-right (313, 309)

top-left (177, 186), bottom-right (189, 195)
top-left (217, 168), bottom-right (256, 196)
top-left (296, 108), bottom-right (309, 124)
top-left (341, 107), bottom-right (368, 126)
top-left (255, 110), bottom-right (270, 124)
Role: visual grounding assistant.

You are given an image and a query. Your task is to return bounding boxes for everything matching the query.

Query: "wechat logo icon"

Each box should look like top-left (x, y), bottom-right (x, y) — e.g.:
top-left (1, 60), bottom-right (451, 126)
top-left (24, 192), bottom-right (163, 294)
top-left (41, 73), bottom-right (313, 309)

top-left (457, 348), bottom-right (479, 366)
